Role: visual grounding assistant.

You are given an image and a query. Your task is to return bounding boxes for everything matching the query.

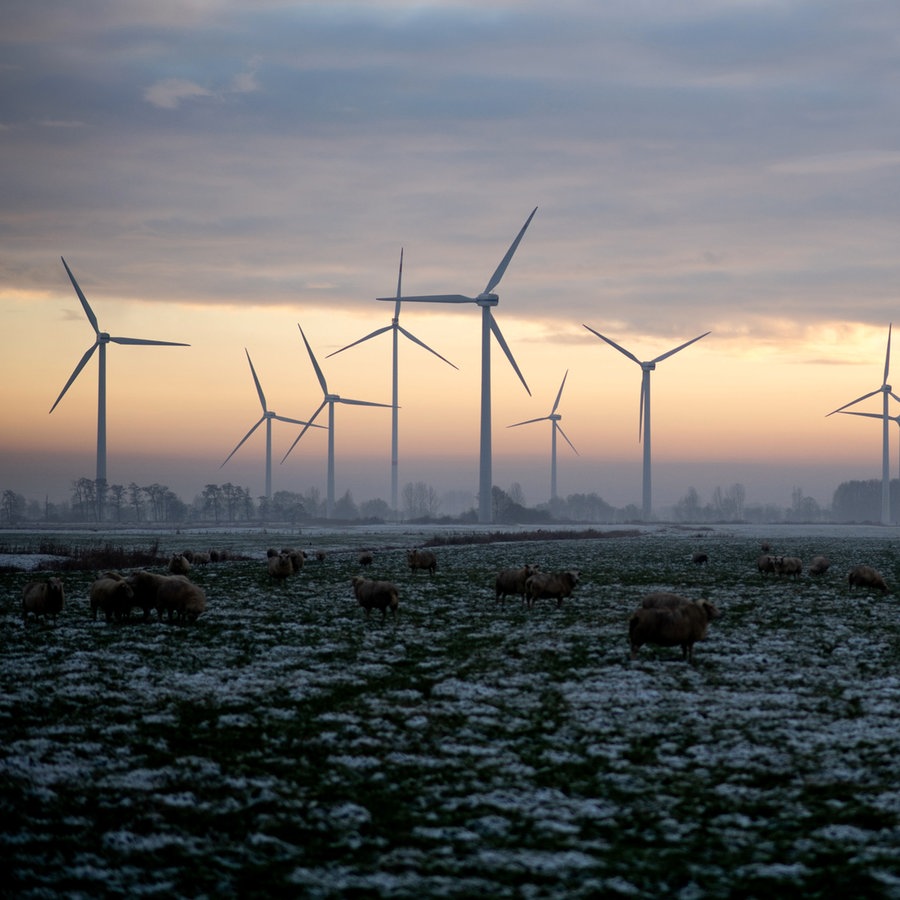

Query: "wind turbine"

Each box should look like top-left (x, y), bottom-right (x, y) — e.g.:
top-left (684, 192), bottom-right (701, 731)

top-left (508, 370), bottom-right (578, 501)
top-left (50, 257), bottom-right (189, 519)
top-left (220, 349), bottom-right (324, 502)
top-left (377, 208), bottom-right (537, 523)
top-left (327, 249), bottom-right (457, 518)
top-left (827, 323), bottom-right (898, 525)
top-left (282, 324), bottom-right (393, 519)
top-left (584, 325), bottom-right (710, 519)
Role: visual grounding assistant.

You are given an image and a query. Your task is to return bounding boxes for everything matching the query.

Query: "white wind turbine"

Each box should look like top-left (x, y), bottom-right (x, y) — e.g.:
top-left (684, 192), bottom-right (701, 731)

top-left (327, 249), bottom-right (457, 518)
top-left (827, 323), bottom-right (898, 525)
top-left (508, 370), bottom-right (578, 501)
top-left (50, 257), bottom-right (189, 518)
top-left (378, 208), bottom-right (537, 523)
top-left (220, 349), bottom-right (324, 502)
top-left (584, 325), bottom-right (710, 519)
top-left (282, 324), bottom-right (393, 519)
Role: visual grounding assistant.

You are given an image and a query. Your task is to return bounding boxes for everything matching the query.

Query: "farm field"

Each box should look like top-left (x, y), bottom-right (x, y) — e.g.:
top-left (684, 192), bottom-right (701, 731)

top-left (3, 524), bottom-right (900, 898)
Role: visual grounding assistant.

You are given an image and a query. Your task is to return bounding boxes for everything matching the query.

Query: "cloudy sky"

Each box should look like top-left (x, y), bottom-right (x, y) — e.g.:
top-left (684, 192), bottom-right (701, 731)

top-left (3, 0), bottom-right (900, 514)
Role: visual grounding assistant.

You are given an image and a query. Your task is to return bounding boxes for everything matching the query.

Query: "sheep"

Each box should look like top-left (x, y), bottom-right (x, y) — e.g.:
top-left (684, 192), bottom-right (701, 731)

top-left (848, 564), bottom-right (889, 594)
top-left (282, 548), bottom-right (305, 572)
top-left (186, 550), bottom-right (210, 565)
top-left (90, 573), bottom-right (135, 621)
top-left (524, 570), bottom-right (580, 608)
top-left (315, 550), bottom-right (327, 562)
top-left (351, 576), bottom-right (399, 619)
top-left (629, 598), bottom-right (721, 663)
top-left (267, 551), bottom-right (294, 581)
top-left (773, 556), bottom-right (802, 578)
top-left (407, 548), bottom-right (437, 575)
top-left (358, 550), bottom-right (374, 568)
top-left (756, 554), bottom-right (776, 576)
top-left (808, 555), bottom-right (831, 576)
top-left (168, 553), bottom-right (192, 575)
top-left (155, 575), bottom-right (207, 623)
top-left (494, 564), bottom-right (539, 602)
top-left (22, 577), bottom-right (65, 624)
top-left (691, 552), bottom-right (709, 566)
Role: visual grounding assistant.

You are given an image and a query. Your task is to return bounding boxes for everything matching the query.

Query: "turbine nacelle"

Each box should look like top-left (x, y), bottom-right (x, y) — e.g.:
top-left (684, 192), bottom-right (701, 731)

top-left (99, 332), bottom-right (111, 343)
top-left (642, 362), bottom-right (656, 372)
top-left (476, 293), bottom-right (499, 306)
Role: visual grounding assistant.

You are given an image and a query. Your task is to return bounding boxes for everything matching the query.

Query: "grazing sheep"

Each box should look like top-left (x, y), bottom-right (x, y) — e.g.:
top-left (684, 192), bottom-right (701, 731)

top-left (168, 553), bottom-right (192, 575)
top-left (315, 550), bottom-right (327, 562)
top-left (756, 554), bottom-right (776, 576)
top-left (358, 550), bottom-right (374, 568)
top-left (774, 556), bottom-right (803, 578)
top-left (407, 548), bottom-right (437, 575)
top-left (760, 541), bottom-right (771, 553)
top-left (155, 575), bottom-right (207, 623)
top-left (22, 577), bottom-right (65, 624)
top-left (691, 552), bottom-right (709, 566)
top-left (848, 564), bottom-right (889, 594)
top-left (267, 551), bottom-right (294, 581)
top-left (629, 598), bottom-right (721, 663)
top-left (808, 555), bottom-right (831, 576)
top-left (125, 570), bottom-right (170, 619)
top-left (494, 564), bottom-right (539, 602)
top-left (351, 576), bottom-right (399, 619)
top-left (90, 573), bottom-right (135, 621)
top-left (524, 570), bottom-right (580, 608)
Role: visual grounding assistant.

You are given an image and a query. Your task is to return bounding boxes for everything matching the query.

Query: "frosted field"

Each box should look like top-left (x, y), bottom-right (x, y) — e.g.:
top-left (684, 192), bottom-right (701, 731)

top-left (3, 524), bottom-right (900, 898)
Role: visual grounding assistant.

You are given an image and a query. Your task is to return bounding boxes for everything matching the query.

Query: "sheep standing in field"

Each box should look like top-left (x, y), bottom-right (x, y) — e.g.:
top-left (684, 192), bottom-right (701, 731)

top-left (629, 598), bottom-right (721, 663)
top-left (756, 553), bottom-right (776, 576)
top-left (358, 550), bottom-right (374, 568)
top-left (848, 564), bottom-right (889, 594)
top-left (407, 548), bottom-right (437, 576)
top-left (22, 577), bottom-right (65, 624)
top-left (773, 556), bottom-right (802, 578)
top-left (494, 564), bottom-right (539, 602)
top-left (524, 570), bottom-right (580, 608)
top-left (691, 552), bottom-right (709, 566)
top-left (155, 575), bottom-right (207, 623)
top-left (90, 572), bottom-right (135, 621)
top-left (168, 553), bottom-right (192, 575)
top-left (351, 576), bottom-right (399, 619)
top-left (315, 550), bottom-right (327, 562)
top-left (267, 549), bottom-right (293, 581)
top-left (808, 555), bottom-right (830, 576)
top-left (283, 548), bottom-right (305, 572)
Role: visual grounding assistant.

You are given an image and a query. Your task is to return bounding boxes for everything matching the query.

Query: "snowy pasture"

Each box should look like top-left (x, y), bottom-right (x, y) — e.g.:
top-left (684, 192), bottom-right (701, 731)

top-left (3, 526), bottom-right (900, 897)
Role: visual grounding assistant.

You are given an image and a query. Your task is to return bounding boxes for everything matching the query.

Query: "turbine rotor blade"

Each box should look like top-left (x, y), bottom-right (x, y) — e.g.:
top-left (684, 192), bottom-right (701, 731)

top-left (556, 423), bottom-right (579, 455)
top-left (508, 415), bottom-right (550, 428)
top-left (49, 342), bottom-right (98, 413)
top-left (551, 370), bottom-right (569, 414)
top-left (245, 349), bottom-right (268, 412)
top-left (489, 313), bottom-right (531, 396)
top-left (297, 324), bottom-right (329, 396)
top-left (651, 331), bottom-right (711, 365)
top-left (110, 335), bottom-right (190, 347)
top-left (397, 325), bottom-right (458, 369)
top-left (61, 257), bottom-right (100, 334)
top-left (271, 414), bottom-right (326, 428)
top-left (281, 400), bottom-right (327, 462)
top-left (484, 207), bottom-right (538, 295)
top-left (885, 322), bottom-right (893, 385)
top-left (394, 247), bottom-right (404, 320)
top-left (839, 410), bottom-right (893, 421)
top-left (326, 324), bottom-right (393, 358)
top-left (639, 380), bottom-right (646, 442)
top-left (827, 389), bottom-right (882, 416)
top-left (336, 398), bottom-right (394, 409)
top-left (583, 325), bottom-right (641, 365)
top-left (378, 293), bottom-right (474, 303)
top-left (220, 418), bottom-right (265, 467)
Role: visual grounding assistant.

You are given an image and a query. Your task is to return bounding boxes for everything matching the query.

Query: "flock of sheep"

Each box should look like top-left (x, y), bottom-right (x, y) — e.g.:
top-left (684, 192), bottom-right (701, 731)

top-left (18, 539), bottom-right (894, 664)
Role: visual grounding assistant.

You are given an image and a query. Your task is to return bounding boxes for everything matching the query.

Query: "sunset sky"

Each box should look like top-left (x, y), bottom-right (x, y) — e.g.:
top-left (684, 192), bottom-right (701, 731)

top-left (3, 1), bottom-right (900, 514)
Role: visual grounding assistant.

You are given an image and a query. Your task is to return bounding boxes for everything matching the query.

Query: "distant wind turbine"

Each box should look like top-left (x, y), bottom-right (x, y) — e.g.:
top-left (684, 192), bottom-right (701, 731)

top-left (378, 208), bottom-right (537, 523)
top-left (50, 257), bottom-right (190, 518)
top-left (508, 370), bottom-right (578, 501)
top-left (327, 249), bottom-right (457, 518)
top-left (282, 324), bottom-right (393, 519)
top-left (220, 349), bottom-right (324, 502)
top-left (584, 325), bottom-right (710, 519)
top-left (827, 323), bottom-right (898, 525)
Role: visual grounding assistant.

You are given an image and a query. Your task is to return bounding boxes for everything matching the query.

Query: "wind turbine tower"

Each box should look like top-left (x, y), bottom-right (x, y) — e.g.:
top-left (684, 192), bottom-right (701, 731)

top-left (283, 325), bottom-right (393, 519)
top-left (828, 323), bottom-right (898, 525)
top-left (327, 250), bottom-right (457, 518)
top-left (378, 208), bottom-right (537, 523)
top-left (508, 370), bottom-right (578, 501)
top-left (50, 257), bottom-right (189, 519)
top-left (584, 325), bottom-right (709, 519)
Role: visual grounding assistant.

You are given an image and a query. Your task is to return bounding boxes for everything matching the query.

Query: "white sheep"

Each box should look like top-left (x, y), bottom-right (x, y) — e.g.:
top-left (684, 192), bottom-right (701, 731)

top-left (808, 555), bottom-right (830, 576)
top-left (629, 598), bottom-right (721, 663)
top-left (848, 564), bottom-right (889, 594)
top-left (406, 548), bottom-right (436, 575)
top-left (524, 570), bottom-right (580, 608)
top-left (773, 556), bottom-right (802, 578)
top-left (267, 551), bottom-right (293, 581)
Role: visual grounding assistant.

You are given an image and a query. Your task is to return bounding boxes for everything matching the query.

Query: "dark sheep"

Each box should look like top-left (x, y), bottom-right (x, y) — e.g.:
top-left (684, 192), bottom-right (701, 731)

top-left (22, 577), bottom-right (65, 624)
top-left (524, 570), bottom-right (580, 608)
top-left (90, 573), bottom-right (135, 621)
top-left (407, 548), bottom-right (437, 575)
top-left (629, 599), bottom-right (721, 663)
top-left (351, 576), bottom-right (399, 619)
top-left (495, 564), bottom-right (539, 602)
top-left (848, 564), bottom-right (889, 594)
